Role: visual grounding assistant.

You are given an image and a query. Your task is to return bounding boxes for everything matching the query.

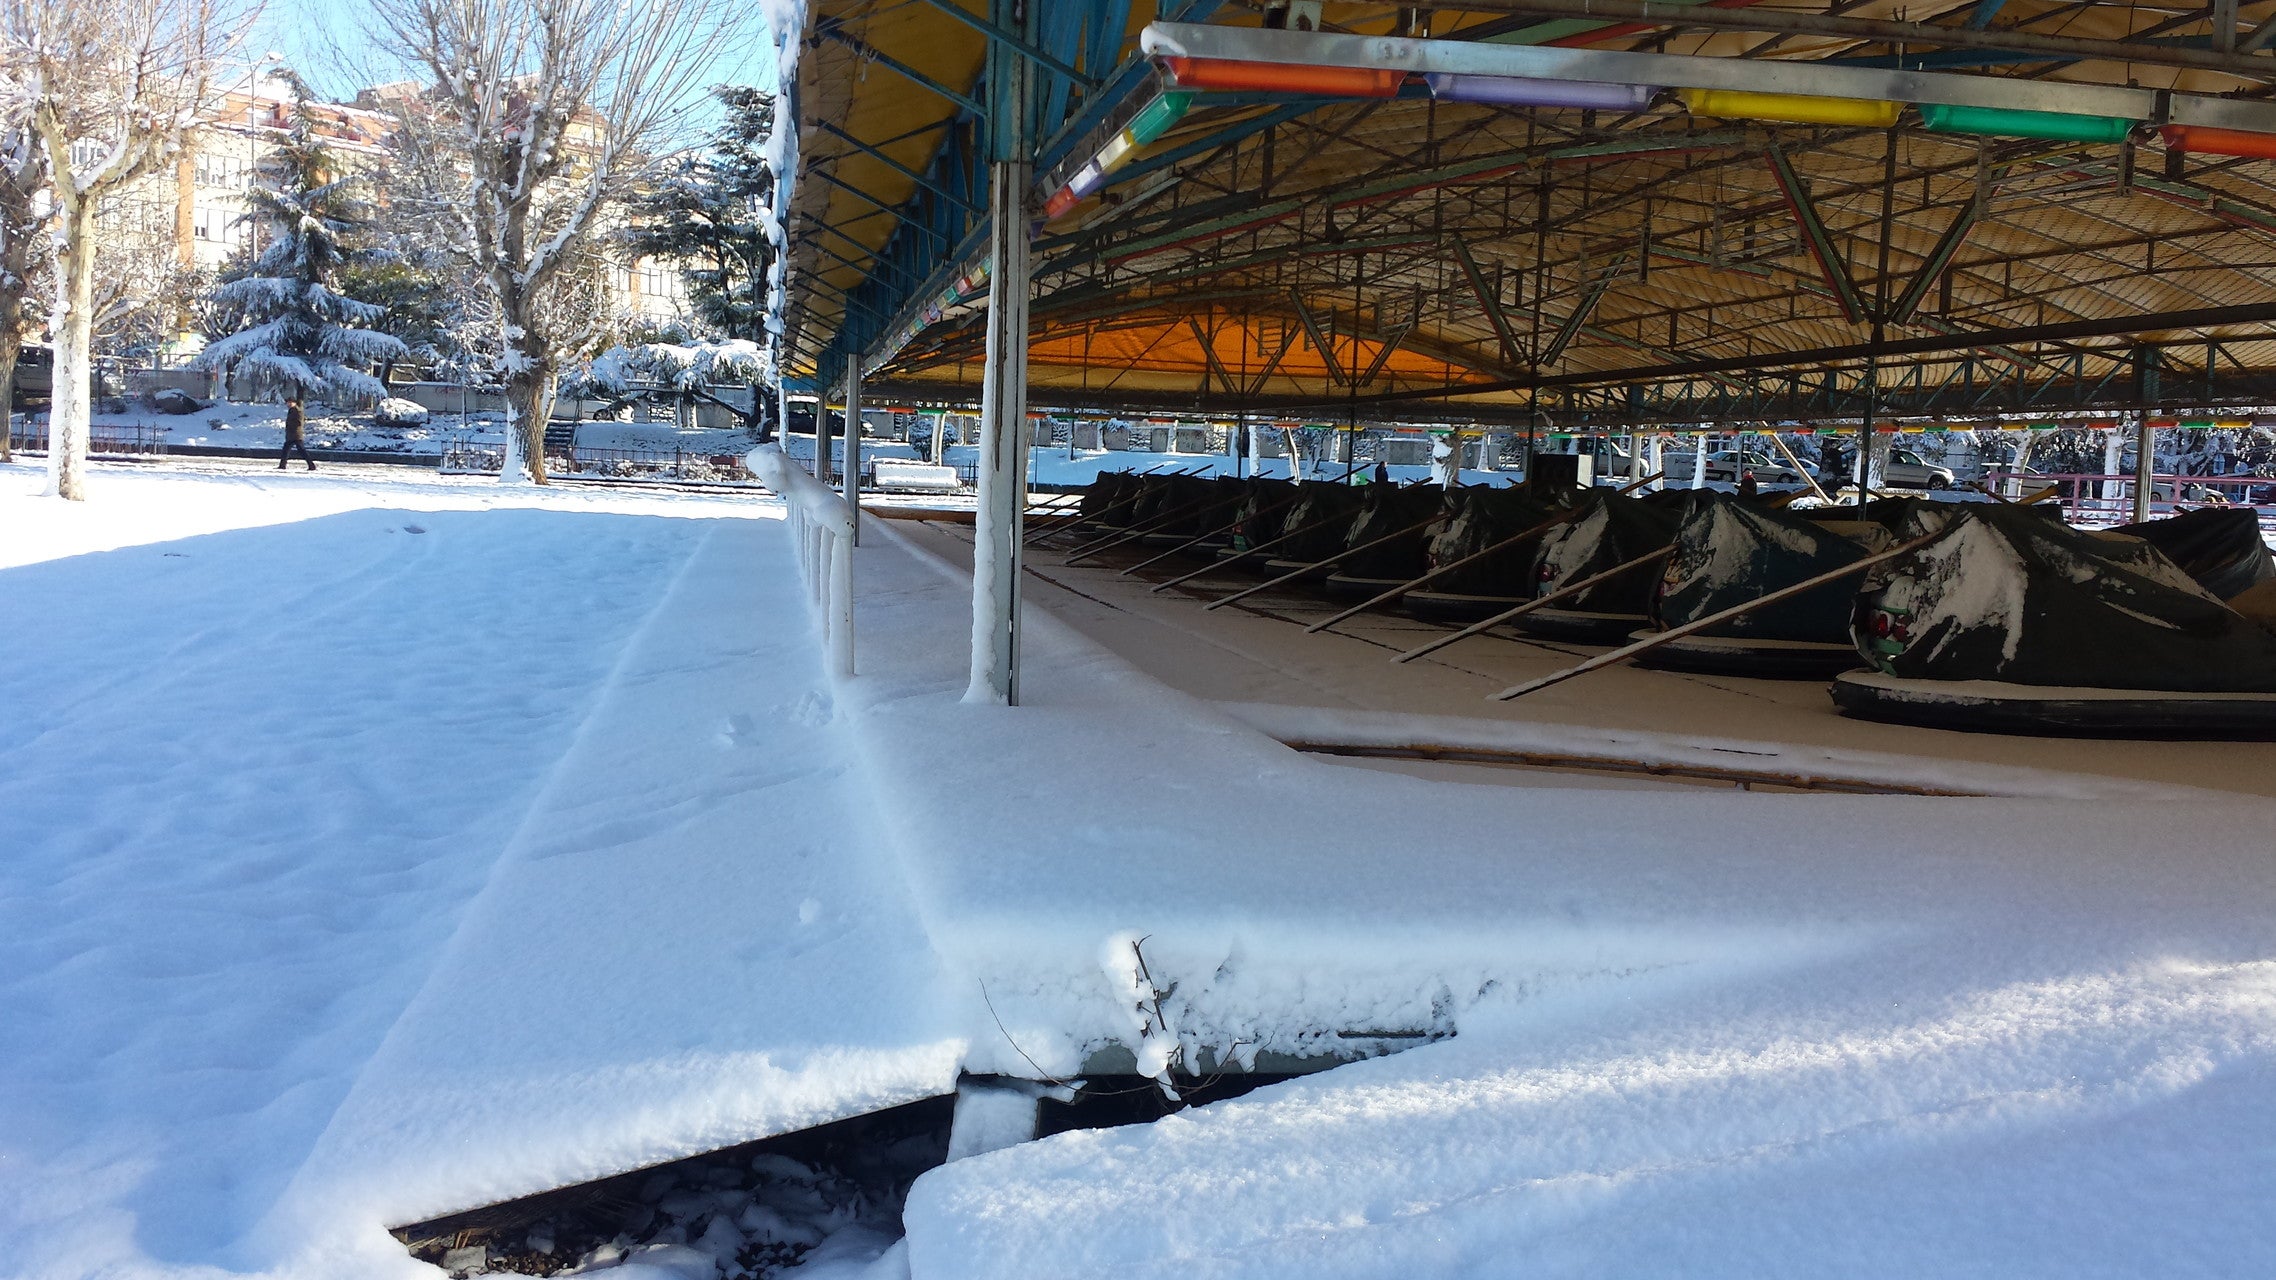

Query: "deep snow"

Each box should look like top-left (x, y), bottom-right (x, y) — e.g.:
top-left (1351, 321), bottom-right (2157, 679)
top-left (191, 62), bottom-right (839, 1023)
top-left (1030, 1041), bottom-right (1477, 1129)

top-left (854, 518), bottom-right (2276, 1279)
top-left (8, 460), bottom-right (2276, 1280)
top-left (0, 463), bottom-right (953, 1279)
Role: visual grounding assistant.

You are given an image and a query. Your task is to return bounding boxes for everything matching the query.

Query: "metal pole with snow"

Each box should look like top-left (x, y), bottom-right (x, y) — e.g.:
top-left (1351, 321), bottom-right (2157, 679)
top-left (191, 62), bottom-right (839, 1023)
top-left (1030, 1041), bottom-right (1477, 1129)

top-left (816, 387), bottom-right (833, 485)
top-left (2134, 411), bottom-right (2156, 524)
top-left (967, 0), bottom-right (1034, 706)
top-left (843, 355), bottom-right (862, 545)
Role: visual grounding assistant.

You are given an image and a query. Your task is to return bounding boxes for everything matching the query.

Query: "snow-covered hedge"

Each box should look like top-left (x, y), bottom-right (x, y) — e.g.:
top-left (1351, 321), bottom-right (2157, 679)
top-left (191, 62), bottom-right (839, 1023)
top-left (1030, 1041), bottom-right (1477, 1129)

top-left (574, 339), bottom-right (774, 397)
top-left (374, 397), bottom-right (431, 429)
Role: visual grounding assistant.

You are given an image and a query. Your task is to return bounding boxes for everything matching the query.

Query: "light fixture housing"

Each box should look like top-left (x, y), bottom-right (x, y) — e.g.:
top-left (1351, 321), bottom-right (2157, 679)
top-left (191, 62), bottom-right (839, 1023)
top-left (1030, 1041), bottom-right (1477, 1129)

top-left (2161, 123), bottom-right (2276, 159)
top-left (1919, 103), bottom-right (2131, 143)
top-left (1425, 73), bottom-right (1658, 112)
top-left (1038, 89), bottom-right (1195, 222)
top-left (1161, 56), bottom-right (1404, 97)
top-left (1126, 90), bottom-right (1194, 144)
top-left (1680, 88), bottom-right (1901, 128)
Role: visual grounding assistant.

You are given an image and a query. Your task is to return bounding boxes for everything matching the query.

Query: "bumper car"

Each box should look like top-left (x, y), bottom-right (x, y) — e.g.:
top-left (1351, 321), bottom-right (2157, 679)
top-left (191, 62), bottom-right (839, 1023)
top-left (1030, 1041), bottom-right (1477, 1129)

top-left (1322, 483), bottom-right (1448, 601)
top-left (1402, 486), bottom-right (1572, 623)
top-left (1256, 482), bottom-right (1367, 581)
top-left (1510, 491), bottom-right (1696, 644)
top-left (1218, 479), bottom-right (1355, 573)
top-left (1830, 504), bottom-right (2276, 737)
top-left (1630, 495), bottom-right (1888, 679)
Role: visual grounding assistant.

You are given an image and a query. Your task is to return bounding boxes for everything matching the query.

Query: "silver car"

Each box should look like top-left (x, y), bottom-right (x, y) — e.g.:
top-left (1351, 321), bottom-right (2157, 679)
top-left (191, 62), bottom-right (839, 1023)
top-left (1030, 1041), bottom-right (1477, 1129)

top-left (1880, 446), bottom-right (1957, 490)
top-left (1666, 448), bottom-right (1811, 486)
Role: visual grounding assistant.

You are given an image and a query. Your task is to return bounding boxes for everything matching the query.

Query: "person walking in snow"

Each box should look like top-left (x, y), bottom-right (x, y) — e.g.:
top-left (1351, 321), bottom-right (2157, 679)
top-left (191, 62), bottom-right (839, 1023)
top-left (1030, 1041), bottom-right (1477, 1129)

top-left (278, 398), bottom-right (315, 471)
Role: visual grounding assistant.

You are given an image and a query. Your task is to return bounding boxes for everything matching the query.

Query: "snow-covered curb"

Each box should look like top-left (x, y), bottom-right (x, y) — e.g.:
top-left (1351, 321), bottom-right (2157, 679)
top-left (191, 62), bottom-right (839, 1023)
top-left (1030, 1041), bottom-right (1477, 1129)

top-left (1211, 701), bottom-right (2232, 803)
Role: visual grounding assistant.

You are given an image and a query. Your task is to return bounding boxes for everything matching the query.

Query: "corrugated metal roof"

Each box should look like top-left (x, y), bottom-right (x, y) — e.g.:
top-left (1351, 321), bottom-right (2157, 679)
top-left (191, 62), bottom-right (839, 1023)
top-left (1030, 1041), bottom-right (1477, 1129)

top-left (786, 3), bottom-right (2276, 425)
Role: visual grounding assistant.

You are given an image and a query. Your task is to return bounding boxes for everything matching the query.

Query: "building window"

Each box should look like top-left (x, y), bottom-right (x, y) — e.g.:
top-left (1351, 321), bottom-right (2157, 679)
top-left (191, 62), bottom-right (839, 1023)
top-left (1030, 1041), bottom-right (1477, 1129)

top-left (196, 153), bottom-right (251, 190)
top-left (636, 263), bottom-right (678, 300)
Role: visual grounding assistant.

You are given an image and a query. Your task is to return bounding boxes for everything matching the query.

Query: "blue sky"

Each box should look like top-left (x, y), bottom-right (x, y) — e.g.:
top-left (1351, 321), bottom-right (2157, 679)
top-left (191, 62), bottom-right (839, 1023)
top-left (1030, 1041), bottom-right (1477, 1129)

top-left (256, 0), bottom-right (777, 108)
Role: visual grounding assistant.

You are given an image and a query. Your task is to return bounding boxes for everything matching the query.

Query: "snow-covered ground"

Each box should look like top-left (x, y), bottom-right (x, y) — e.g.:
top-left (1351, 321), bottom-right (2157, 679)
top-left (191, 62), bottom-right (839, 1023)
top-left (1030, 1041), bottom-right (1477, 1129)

top-left (8, 460), bottom-right (2276, 1280)
top-left (0, 463), bottom-right (952, 1279)
top-left (869, 519), bottom-right (2276, 1277)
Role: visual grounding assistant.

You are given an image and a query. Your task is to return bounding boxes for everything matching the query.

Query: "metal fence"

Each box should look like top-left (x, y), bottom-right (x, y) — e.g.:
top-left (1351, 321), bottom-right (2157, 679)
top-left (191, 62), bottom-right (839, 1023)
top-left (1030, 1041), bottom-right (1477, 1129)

top-left (7, 423), bottom-right (170, 456)
top-left (747, 444), bottom-right (857, 677)
top-left (1985, 468), bottom-right (2276, 535)
top-left (437, 433), bottom-right (758, 483)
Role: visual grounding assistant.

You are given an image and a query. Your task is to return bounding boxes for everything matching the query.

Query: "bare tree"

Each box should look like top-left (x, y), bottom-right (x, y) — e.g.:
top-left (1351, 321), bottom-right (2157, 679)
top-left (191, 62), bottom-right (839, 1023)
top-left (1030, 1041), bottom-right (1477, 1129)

top-left (365, 0), bottom-right (736, 483)
top-left (2, 0), bottom-right (253, 499)
top-left (0, 122), bottom-right (44, 464)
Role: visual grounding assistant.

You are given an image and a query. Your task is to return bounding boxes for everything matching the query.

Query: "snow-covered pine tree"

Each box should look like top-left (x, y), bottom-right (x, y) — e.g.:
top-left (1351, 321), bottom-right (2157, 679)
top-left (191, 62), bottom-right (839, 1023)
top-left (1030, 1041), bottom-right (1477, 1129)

top-left (619, 86), bottom-right (779, 437)
top-left (197, 84), bottom-right (407, 402)
top-left (627, 86), bottom-right (776, 346)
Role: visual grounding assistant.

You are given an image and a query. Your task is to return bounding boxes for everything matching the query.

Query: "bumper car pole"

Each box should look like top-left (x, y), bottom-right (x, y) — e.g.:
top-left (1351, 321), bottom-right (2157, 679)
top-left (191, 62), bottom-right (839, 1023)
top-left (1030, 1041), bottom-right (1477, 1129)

top-left (1487, 528), bottom-right (1946, 701)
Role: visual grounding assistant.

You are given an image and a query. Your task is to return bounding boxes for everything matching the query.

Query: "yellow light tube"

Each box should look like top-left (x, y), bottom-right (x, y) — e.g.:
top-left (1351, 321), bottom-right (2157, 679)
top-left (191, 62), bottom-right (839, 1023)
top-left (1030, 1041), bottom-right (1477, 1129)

top-left (1680, 88), bottom-right (1901, 129)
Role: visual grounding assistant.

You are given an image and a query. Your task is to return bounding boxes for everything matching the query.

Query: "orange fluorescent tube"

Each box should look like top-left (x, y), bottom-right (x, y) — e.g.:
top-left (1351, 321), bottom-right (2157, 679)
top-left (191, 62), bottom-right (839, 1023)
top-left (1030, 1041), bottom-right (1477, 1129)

top-left (2161, 124), bottom-right (2276, 160)
top-left (1162, 57), bottom-right (1404, 98)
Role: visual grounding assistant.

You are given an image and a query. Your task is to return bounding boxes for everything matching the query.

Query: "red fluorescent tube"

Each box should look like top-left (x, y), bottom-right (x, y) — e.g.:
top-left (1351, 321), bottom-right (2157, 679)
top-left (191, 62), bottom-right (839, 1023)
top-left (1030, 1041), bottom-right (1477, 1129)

top-left (1161, 57), bottom-right (1404, 98)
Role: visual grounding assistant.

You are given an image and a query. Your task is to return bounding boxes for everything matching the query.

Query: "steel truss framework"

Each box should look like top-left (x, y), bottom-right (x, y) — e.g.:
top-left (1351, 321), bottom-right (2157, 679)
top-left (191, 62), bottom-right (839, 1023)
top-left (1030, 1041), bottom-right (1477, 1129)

top-left (785, 2), bottom-right (2276, 431)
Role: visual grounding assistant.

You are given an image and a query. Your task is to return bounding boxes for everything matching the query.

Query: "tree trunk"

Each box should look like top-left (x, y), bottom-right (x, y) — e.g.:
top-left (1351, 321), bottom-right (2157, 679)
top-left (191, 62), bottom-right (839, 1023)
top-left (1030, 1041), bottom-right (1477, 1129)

top-left (0, 337), bottom-right (15, 465)
top-left (47, 208), bottom-right (95, 501)
top-left (743, 386), bottom-right (765, 440)
top-left (504, 363), bottom-right (554, 484)
top-left (495, 284), bottom-right (553, 484)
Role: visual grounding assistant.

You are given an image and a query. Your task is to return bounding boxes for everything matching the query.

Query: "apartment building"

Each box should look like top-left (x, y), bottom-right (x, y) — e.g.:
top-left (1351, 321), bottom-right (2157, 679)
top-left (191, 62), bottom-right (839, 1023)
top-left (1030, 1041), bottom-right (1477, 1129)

top-left (136, 67), bottom-right (690, 352)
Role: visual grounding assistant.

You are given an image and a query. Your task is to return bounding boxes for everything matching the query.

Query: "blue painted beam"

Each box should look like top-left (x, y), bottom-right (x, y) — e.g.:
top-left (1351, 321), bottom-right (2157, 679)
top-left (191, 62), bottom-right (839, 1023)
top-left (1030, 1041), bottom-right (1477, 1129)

top-left (912, 0), bottom-right (1097, 89)
top-left (1035, 0), bottom-right (1223, 173)
top-left (815, 24), bottom-right (987, 118)
top-left (1966, 0), bottom-right (2009, 31)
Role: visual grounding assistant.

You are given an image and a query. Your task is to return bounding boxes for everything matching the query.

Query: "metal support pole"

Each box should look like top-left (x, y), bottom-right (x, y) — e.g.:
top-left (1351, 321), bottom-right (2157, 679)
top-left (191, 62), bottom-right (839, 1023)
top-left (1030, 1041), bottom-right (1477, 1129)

top-left (2134, 412), bottom-right (2156, 524)
top-left (816, 387), bottom-right (834, 485)
top-left (967, 2), bottom-right (1032, 706)
top-left (843, 355), bottom-right (863, 545)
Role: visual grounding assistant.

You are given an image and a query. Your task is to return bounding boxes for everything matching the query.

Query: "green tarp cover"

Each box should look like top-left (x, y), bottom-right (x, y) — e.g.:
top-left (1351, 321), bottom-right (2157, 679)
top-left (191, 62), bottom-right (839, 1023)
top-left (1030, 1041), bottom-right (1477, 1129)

top-left (1079, 472), bottom-right (1137, 521)
top-left (2115, 507), bottom-right (2276, 602)
top-left (1268, 482), bottom-right (1367, 562)
top-left (1337, 484), bottom-right (1446, 578)
top-left (1655, 496), bottom-right (1888, 643)
top-left (1227, 478), bottom-right (1299, 549)
top-left (1421, 487), bottom-right (1569, 596)
top-left (1157, 475), bottom-right (1250, 539)
top-left (1857, 504), bottom-right (2276, 692)
top-left (1534, 492), bottom-right (1693, 613)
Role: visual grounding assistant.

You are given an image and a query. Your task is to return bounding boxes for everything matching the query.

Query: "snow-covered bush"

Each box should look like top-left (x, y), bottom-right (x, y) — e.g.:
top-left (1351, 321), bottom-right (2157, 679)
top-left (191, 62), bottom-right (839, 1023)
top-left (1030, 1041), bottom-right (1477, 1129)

top-left (373, 397), bottom-right (430, 429)
top-left (148, 388), bottom-right (202, 415)
top-left (577, 339), bottom-right (773, 397)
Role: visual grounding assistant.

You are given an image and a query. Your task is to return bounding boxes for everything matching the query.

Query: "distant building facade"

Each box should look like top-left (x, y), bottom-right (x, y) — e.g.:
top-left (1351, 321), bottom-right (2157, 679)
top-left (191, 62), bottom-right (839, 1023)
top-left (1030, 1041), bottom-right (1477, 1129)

top-left (129, 67), bottom-right (691, 356)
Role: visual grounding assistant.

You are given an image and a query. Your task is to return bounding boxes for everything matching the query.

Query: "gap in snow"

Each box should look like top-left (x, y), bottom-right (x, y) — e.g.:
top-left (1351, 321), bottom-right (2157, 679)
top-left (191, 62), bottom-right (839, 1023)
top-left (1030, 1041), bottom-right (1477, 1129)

top-left (1037, 1072), bottom-right (1325, 1138)
top-left (389, 1096), bottom-right (954, 1279)
top-left (384, 1054), bottom-right (1439, 1279)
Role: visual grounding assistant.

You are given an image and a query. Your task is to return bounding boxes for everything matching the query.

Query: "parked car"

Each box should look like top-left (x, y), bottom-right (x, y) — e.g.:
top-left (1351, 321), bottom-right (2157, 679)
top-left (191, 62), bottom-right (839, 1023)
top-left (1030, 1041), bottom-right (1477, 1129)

top-left (8, 344), bottom-right (51, 409)
top-left (1664, 448), bottom-right (1811, 487)
top-left (1880, 446), bottom-right (1956, 490)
